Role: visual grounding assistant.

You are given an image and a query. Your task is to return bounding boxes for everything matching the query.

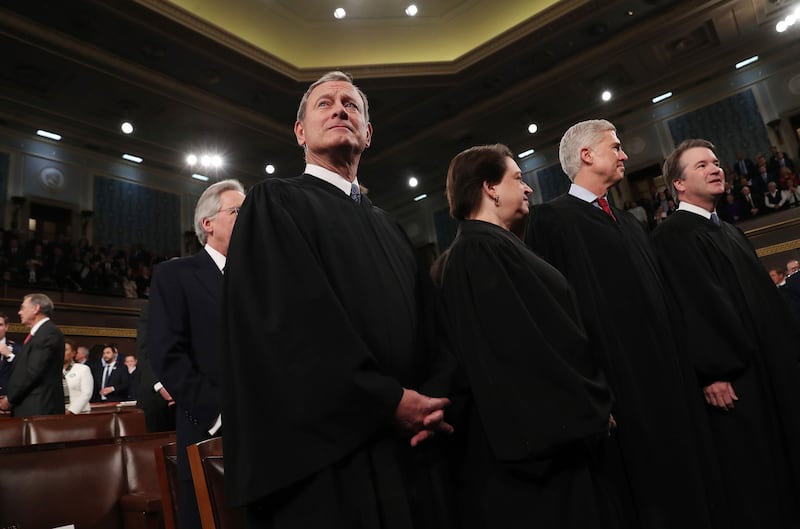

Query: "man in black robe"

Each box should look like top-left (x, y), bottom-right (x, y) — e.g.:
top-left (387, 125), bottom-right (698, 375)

top-left (652, 139), bottom-right (800, 529)
top-left (222, 71), bottom-right (454, 529)
top-left (526, 120), bottom-right (716, 529)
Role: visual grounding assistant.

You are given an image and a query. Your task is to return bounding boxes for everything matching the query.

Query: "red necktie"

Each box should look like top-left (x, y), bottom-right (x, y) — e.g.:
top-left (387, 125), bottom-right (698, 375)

top-left (597, 196), bottom-right (617, 221)
top-left (24, 334), bottom-right (31, 345)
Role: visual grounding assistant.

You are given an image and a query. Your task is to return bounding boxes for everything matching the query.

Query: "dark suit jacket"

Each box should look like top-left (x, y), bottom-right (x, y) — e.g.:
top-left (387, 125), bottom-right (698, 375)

top-left (6, 320), bottom-right (65, 417)
top-left (149, 249), bottom-right (222, 479)
top-left (135, 302), bottom-right (176, 432)
top-left (91, 360), bottom-right (129, 402)
top-left (0, 339), bottom-right (19, 397)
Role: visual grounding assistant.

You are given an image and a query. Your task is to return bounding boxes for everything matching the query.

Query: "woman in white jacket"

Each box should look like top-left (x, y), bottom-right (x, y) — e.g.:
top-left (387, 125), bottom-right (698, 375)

top-left (63, 339), bottom-right (93, 414)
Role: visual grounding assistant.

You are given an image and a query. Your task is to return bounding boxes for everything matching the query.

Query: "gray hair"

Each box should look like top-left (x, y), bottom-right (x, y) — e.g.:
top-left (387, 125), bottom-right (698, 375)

top-left (25, 293), bottom-right (54, 317)
top-left (559, 119), bottom-right (617, 180)
top-left (296, 71), bottom-right (370, 123)
top-left (193, 179), bottom-right (245, 245)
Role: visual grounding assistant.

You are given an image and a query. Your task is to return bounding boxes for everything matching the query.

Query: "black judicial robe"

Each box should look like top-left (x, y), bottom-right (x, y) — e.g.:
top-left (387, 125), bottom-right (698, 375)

top-left (222, 174), bottom-right (452, 529)
top-left (527, 194), bottom-right (716, 529)
top-left (652, 210), bottom-right (800, 529)
top-left (435, 220), bottom-right (616, 529)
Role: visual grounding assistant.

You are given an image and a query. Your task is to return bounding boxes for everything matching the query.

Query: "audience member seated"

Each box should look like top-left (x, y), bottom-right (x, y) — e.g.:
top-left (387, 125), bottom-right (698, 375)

top-left (64, 338), bottom-right (94, 414)
top-left (719, 193), bottom-right (744, 223)
top-left (733, 151), bottom-right (756, 178)
top-left (753, 162), bottom-right (777, 195)
top-left (764, 181), bottom-right (787, 212)
top-left (740, 185), bottom-right (763, 218)
top-left (768, 145), bottom-right (796, 176)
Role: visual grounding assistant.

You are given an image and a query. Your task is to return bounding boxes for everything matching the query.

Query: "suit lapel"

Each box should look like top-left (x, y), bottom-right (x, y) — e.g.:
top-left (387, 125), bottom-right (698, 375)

top-left (192, 250), bottom-right (223, 302)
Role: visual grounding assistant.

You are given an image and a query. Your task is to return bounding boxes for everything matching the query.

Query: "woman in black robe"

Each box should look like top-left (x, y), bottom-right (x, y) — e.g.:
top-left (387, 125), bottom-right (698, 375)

top-left (432, 144), bottom-right (619, 529)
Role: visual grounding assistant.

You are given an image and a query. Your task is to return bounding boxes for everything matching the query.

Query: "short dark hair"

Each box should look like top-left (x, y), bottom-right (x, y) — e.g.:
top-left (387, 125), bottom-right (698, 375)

top-left (663, 139), bottom-right (716, 202)
top-left (65, 338), bottom-right (76, 352)
top-left (447, 144), bottom-right (514, 220)
top-left (0, 313), bottom-right (7, 325)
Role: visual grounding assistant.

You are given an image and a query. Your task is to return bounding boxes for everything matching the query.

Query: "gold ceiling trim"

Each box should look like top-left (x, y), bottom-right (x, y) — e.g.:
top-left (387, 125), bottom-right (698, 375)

top-left (136, 0), bottom-right (578, 79)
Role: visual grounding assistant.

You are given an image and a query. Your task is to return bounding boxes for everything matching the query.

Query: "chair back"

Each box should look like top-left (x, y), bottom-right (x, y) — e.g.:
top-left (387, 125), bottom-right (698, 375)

top-left (187, 437), bottom-right (243, 529)
top-left (155, 441), bottom-right (179, 529)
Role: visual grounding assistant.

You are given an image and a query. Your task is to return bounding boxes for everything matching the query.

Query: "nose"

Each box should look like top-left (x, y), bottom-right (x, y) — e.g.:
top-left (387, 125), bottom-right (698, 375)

top-left (619, 149), bottom-right (628, 161)
top-left (523, 183), bottom-right (533, 196)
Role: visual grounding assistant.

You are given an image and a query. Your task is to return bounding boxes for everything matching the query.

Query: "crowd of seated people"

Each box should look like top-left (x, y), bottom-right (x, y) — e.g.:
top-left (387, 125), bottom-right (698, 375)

top-left (624, 146), bottom-right (798, 228)
top-left (719, 147), bottom-right (798, 223)
top-left (0, 230), bottom-right (174, 298)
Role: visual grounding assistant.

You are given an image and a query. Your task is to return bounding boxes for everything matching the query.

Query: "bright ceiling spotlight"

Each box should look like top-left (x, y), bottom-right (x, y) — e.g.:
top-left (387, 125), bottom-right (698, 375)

top-left (601, 90), bottom-right (612, 102)
top-left (265, 164), bottom-right (276, 174)
top-left (200, 155), bottom-right (211, 167)
top-left (517, 149), bottom-right (535, 159)
top-left (211, 155), bottom-right (223, 168)
top-left (527, 123), bottom-right (538, 134)
top-left (36, 129), bottom-right (61, 141)
top-left (405, 5), bottom-right (418, 16)
top-left (122, 153), bottom-right (143, 164)
top-left (121, 121), bottom-right (134, 134)
top-left (186, 154), bottom-right (198, 165)
top-left (408, 177), bottom-right (418, 188)
top-left (334, 7), bottom-right (346, 19)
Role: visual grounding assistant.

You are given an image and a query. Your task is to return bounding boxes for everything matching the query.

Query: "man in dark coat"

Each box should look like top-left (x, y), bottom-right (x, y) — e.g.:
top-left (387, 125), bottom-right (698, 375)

top-left (652, 139), bottom-right (800, 529)
top-left (92, 344), bottom-right (129, 402)
top-left (149, 178), bottom-right (246, 529)
top-left (135, 302), bottom-right (175, 432)
top-left (0, 293), bottom-right (64, 417)
top-left (222, 71), bottom-right (454, 529)
top-left (526, 119), bottom-right (717, 529)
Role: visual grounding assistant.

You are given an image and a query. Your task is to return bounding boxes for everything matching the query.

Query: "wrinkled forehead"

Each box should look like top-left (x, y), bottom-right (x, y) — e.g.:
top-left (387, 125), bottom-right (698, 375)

top-left (308, 81), bottom-right (362, 106)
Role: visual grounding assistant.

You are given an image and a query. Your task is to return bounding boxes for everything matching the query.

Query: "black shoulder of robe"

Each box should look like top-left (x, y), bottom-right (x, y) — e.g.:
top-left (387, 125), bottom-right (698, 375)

top-left (222, 174), bottom-right (435, 506)
top-left (437, 220), bottom-right (612, 463)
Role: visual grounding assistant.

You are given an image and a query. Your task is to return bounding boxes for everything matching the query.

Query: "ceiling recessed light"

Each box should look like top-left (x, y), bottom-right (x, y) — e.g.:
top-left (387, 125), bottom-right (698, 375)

top-left (265, 164), bottom-right (276, 174)
top-left (186, 154), bottom-right (197, 165)
top-left (211, 155), bottom-right (223, 168)
top-left (527, 123), bottom-right (538, 134)
top-left (408, 177), bottom-right (418, 187)
top-left (413, 193), bottom-right (427, 202)
top-left (36, 129), bottom-right (61, 141)
top-left (651, 91), bottom-right (673, 103)
top-left (735, 55), bottom-right (759, 69)
top-left (601, 90), bottom-right (612, 102)
top-left (192, 173), bottom-right (209, 181)
top-left (777, 20), bottom-right (788, 32)
top-left (122, 153), bottom-right (143, 164)
top-left (405, 4), bottom-right (418, 16)
top-left (517, 149), bottom-right (535, 159)
top-left (200, 155), bottom-right (211, 167)
top-left (121, 121), bottom-right (134, 134)
top-left (334, 7), bottom-right (346, 19)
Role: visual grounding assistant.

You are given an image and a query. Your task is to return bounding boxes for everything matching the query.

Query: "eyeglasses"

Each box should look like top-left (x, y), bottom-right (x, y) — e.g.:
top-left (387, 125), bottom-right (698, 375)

top-left (216, 206), bottom-right (240, 217)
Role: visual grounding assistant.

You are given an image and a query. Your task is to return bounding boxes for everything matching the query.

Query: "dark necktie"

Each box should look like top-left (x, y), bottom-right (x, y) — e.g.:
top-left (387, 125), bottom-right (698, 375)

top-left (710, 212), bottom-right (721, 226)
top-left (596, 196), bottom-right (617, 221)
top-left (102, 364), bottom-right (112, 388)
top-left (350, 183), bottom-right (361, 203)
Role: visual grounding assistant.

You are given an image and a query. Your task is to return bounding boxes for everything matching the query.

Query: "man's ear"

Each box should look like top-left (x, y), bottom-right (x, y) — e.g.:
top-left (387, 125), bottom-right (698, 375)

top-left (580, 147), bottom-right (593, 164)
top-left (294, 120), bottom-right (306, 147)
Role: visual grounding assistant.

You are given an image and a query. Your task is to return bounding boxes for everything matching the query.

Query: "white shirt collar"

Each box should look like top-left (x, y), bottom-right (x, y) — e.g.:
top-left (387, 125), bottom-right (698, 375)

top-left (677, 200), bottom-right (714, 220)
top-left (568, 183), bottom-right (604, 203)
top-left (30, 317), bottom-right (50, 335)
top-left (204, 244), bottom-right (226, 273)
top-left (305, 164), bottom-right (359, 196)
